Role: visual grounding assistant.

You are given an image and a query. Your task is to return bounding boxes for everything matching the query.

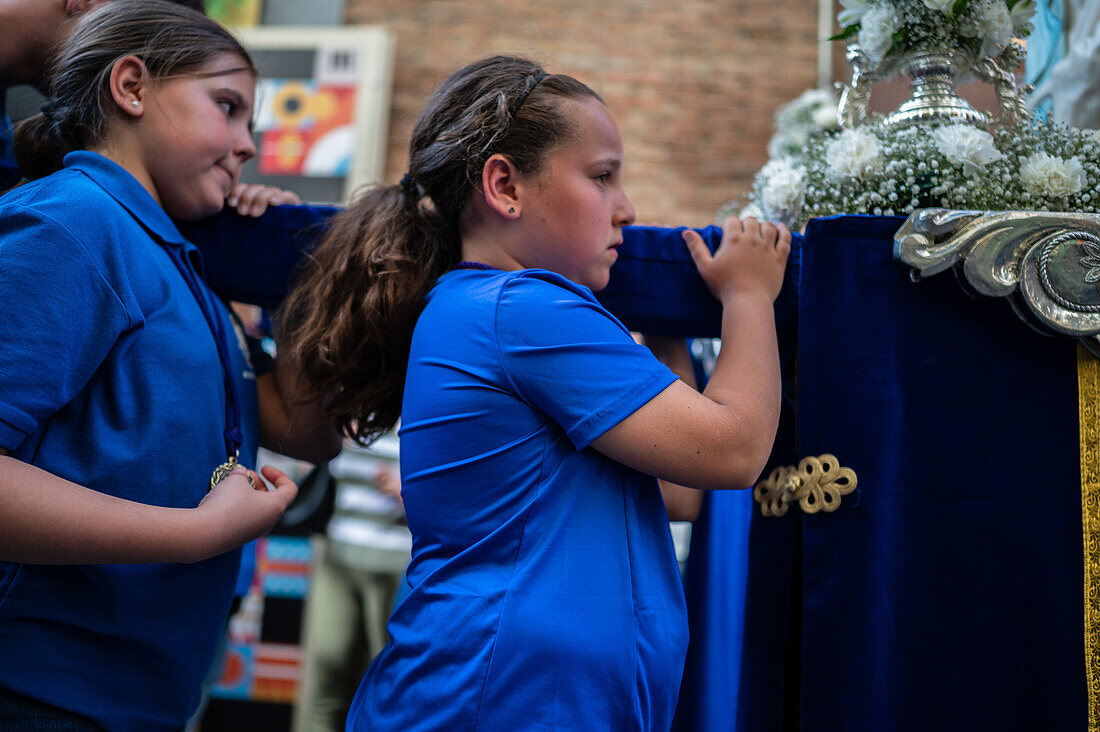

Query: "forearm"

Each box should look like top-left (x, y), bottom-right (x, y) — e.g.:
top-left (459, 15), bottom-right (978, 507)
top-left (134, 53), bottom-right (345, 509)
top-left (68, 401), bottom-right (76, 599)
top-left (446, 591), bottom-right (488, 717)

top-left (257, 365), bottom-right (342, 465)
top-left (703, 293), bottom-right (782, 480)
top-left (0, 455), bottom-right (209, 564)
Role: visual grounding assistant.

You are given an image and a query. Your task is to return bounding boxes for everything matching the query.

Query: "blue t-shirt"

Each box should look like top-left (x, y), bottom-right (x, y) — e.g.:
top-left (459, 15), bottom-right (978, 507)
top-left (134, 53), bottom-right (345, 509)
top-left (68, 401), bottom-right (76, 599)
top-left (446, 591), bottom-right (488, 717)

top-left (348, 269), bottom-right (688, 731)
top-left (0, 151), bottom-right (260, 731)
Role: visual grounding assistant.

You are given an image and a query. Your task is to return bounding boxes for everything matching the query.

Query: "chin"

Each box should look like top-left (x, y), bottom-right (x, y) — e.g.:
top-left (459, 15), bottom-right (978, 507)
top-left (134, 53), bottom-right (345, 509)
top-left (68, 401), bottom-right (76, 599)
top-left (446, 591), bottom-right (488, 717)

top-left (170, 198), bottom-right (225, 222)
top-left (585, 273), bottom-right (611, 292)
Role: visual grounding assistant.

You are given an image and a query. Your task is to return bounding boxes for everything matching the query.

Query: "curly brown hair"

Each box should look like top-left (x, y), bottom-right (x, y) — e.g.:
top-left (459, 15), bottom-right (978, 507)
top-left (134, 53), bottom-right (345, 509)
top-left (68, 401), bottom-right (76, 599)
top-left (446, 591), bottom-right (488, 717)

top-left (278, 55), bottom-right (602, 444)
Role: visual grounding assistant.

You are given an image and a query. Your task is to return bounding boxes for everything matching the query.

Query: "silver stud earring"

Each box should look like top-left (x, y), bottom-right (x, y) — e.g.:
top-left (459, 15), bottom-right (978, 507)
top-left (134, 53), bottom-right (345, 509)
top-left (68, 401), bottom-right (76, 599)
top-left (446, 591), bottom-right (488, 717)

top-left (130, 101), bottom-right (140, 108)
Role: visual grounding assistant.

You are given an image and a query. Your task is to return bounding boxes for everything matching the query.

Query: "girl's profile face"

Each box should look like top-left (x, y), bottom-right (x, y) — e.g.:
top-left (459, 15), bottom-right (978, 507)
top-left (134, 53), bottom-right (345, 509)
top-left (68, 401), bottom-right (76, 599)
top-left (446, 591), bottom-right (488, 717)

top-left (516, 97), bottom-right (636, 291)
top-left (131, 52), bottom-right (257, 220)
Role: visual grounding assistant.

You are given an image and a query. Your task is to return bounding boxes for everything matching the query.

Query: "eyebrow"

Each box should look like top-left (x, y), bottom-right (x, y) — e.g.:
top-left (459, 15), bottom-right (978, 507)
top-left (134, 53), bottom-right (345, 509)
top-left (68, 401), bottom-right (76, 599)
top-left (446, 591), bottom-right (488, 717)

top-left (194, 65), bottom-right (255, 79)
top-left (592, 157), bottom-right (622, 170)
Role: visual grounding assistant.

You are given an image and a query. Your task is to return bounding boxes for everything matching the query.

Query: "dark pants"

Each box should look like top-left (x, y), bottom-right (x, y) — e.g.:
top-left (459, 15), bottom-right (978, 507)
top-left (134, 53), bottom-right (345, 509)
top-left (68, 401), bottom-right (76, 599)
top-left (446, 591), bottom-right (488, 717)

top-left (0, 686), bottom-right (105, 732)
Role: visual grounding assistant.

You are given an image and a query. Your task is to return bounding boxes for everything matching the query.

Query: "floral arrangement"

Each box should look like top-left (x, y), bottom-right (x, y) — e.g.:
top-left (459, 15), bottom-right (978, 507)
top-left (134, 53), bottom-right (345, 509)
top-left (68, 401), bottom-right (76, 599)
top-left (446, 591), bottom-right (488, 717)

top-left (732, 0), bottom-right (1100, 227)
top-left (834, 0), bottom-right (1036, 67)
top-left (766, 89), bottom-right (841, 159)
top-left (743, 118), bottom-right (1100, 227)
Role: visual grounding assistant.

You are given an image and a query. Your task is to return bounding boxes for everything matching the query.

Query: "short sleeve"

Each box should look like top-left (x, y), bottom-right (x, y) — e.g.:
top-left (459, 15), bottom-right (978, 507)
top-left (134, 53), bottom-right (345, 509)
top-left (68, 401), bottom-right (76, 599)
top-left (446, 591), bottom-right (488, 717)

top-left (0, 208), bottom-right (131, 450)
top-left (495, 272), bottom-right (678, 450)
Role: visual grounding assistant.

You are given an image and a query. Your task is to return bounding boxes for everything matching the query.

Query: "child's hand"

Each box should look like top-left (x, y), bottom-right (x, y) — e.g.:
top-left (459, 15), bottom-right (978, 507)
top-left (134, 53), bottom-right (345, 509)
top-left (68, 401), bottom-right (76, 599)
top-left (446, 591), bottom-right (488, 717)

top-left (374, 466), bottom-right (402, 500)
top-left (682, 216), bottom-right (790, 304)
top-left (226, 183), bottom-right (301, 217)
top-left (191, 465), bottom-right (298, 560)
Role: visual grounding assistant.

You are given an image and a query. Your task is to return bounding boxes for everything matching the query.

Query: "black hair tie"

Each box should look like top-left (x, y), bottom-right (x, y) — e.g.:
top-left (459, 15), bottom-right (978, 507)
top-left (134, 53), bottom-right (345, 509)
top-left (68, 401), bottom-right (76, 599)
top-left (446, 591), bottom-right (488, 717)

top-left (400, 173), bottom-right (419, 198)
top-left (39, 100), bottom-right (62, 122)
top-left (509, 71), bottom-right (548, 119)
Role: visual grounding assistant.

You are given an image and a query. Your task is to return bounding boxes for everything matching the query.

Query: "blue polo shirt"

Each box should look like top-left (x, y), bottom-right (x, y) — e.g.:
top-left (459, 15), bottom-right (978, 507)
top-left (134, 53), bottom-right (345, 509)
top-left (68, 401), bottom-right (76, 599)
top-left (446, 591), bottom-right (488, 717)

top-left (0, 151), bottom-right (259, 731)
top-left (350, 269), bottom-right (688, 730)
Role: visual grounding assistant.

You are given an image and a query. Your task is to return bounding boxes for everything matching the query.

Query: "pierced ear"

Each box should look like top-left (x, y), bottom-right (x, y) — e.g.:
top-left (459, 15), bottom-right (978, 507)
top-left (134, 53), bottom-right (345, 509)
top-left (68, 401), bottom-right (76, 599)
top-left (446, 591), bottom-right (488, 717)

top-left (480, 154), bottom-right (522, 219)
top-left (108, 55), bottom-right (149, 118)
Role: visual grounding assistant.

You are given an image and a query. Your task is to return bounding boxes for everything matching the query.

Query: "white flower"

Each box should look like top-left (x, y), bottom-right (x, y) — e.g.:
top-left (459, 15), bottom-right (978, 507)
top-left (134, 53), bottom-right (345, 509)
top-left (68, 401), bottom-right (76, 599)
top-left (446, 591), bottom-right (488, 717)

top-left (966, 0), bottom-right (1014, 56)
top-left (812, 102), bottom-right (840, 130)
top-left (931, 124), bottom-right (1004, 176)
top-left (767, 132), bottom-right (803, 159)
top-left (858, 2), bottom-right (901, 65)
top-left (921, 0), bottom-right (954, 12)
top-left (768, 89), bottom-right (839, 158)
top-left (775, 89), bottom-right (839, 134)
top-left (1010, 0), bottom-right (1036, 33)
top-left (757, 158), bottom-right (807, 223)
top-left (837, 0), bottom-right (869, 27)
top-left (739, 202), bottom-right (766, 220)
top-left (825, 129), bottom-right (883, 179)
top-left (1020, 152), bottom-right (1086, 198)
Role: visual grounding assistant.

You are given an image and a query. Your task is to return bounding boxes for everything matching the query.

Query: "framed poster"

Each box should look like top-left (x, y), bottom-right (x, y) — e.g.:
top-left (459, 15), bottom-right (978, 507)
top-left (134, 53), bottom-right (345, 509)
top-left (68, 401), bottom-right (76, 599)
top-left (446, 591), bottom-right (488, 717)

top-left (235, 26), bottom-right (394, 204)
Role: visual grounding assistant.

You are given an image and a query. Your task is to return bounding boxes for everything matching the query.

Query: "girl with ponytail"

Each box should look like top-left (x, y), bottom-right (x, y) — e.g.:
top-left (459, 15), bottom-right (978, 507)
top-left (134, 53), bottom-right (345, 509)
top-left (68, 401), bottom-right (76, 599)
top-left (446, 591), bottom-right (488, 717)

top-left (0, 2), bottom-right (336, 728)
top-left (283, 55), bottom-right (790, 729)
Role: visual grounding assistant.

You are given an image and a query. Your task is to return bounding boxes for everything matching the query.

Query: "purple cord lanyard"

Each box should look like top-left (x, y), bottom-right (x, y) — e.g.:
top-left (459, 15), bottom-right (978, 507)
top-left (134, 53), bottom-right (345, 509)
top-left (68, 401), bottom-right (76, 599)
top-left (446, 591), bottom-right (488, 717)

top-left (161, 241), bottom-right (250, 489)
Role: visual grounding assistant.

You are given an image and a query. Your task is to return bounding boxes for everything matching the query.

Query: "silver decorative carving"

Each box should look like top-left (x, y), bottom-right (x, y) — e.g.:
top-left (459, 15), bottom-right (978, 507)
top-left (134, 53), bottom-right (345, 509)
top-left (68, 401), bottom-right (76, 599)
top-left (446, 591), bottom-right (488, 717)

top-left (884, 49), bottom-right (988, 128)
top-left (971, 44), bottom-right (1031, 126)
top-left (836, 44), bottom-right (1031, 130)
top-left (894, 209), bottom-right (1100, 353)
top-left (836, 45), bottom-right (879, 129)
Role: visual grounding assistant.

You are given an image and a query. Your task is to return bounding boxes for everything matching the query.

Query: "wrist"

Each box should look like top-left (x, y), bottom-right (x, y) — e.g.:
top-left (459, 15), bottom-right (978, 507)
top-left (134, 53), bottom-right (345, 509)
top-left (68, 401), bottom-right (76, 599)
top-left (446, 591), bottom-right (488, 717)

top-left (718, 288), bottom-right (776, 310)
top-left (172, 505), bottom-right (217, 564)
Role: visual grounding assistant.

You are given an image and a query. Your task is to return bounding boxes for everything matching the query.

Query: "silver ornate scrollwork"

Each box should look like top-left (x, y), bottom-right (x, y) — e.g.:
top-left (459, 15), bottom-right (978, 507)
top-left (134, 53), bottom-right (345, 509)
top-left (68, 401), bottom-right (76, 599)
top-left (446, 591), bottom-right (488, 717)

top-left (835, 45), bottom-right (878, 129)
top-left (836, 42), bottom-right (1031, 130)
top-left (894, 209), bottom-right (1100, 353)
top-left (883, 48), bottom-right (989, 129)
top-left (970, 45), bottom-right (1031, 127)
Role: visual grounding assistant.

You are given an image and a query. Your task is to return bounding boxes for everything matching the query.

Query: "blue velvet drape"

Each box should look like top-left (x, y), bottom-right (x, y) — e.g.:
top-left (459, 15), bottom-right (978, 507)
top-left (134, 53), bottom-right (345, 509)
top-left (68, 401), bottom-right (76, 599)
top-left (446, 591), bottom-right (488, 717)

top-left (607, 215), bottom-right (1086, 730)
top-left (188, 208), bottom-right (1087, 729)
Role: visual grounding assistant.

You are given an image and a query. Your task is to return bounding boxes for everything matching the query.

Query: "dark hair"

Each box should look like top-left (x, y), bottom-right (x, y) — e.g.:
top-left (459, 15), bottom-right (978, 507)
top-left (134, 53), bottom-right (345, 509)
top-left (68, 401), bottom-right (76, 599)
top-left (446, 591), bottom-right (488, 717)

top-left (14, 0), bottom-right (252, 180)
top-left (279, 55), bottom-right (602, 444)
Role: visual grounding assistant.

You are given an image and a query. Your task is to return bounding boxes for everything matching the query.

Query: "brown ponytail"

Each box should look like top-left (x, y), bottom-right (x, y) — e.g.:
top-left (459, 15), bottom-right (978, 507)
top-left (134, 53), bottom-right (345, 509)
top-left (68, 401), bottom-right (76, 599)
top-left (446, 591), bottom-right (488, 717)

top-left (13, 113), bottom-right (70, 182)
top-left (279, 55), bottom-right (602, 444)
top-left (279, 185), bottom-right (458, 443)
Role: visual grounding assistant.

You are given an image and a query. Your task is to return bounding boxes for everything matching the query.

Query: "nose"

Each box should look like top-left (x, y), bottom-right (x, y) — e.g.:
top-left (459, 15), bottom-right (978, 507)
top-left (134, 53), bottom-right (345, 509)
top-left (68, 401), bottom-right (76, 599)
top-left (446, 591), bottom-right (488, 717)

top-left (234, 126), bottom-right (257, 163)
top-left (615, 192), bottom-right (636, 228)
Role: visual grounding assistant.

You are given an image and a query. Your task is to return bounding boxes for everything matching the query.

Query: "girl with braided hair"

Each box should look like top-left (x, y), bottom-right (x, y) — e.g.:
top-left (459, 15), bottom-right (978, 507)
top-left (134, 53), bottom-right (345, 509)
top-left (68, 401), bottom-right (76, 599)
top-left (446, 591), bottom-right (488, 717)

top-left (281, 55), bottom-right (790, 729)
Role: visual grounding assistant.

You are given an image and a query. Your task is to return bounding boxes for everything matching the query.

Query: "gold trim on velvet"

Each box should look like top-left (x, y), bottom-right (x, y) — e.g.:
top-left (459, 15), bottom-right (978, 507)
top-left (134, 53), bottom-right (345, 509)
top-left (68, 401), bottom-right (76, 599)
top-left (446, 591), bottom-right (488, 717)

top-left (753, 454), bottom-right (857, 517)
top-left (1079, 344), bottom-right (1100, 732)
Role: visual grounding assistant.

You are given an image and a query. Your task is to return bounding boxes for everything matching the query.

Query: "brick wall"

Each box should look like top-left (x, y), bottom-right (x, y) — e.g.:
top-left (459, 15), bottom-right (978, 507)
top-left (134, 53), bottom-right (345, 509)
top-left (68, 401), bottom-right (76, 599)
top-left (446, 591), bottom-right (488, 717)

top-left (344, 0), bottom-right (822, 227)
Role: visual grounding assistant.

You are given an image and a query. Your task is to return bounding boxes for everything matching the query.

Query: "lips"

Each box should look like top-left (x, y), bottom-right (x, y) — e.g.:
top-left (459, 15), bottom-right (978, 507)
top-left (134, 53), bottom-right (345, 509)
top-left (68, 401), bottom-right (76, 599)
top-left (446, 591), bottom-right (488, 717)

top-left (215, 164), bottom-right (235, 190)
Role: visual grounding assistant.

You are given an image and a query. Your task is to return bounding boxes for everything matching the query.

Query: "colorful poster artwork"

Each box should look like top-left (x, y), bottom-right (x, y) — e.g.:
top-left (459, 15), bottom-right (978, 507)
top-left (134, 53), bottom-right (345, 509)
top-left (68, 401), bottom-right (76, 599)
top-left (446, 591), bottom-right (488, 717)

top-left (210, 535), bottom-right (314, 703)
top-left (207, 0), bottom-right (262, 27)
top-left (255, 79), bottom-right (357, 177)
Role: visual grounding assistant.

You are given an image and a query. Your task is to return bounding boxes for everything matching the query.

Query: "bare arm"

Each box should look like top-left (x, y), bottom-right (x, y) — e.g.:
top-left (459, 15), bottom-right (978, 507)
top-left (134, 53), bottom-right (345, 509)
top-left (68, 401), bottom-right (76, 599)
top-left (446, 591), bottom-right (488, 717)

top-left (0, 447), bottom-right (297, 564)
top-left (257, 356), bottom-right (342, 465)
top-left (593, 216), bottom-right (790, 491)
